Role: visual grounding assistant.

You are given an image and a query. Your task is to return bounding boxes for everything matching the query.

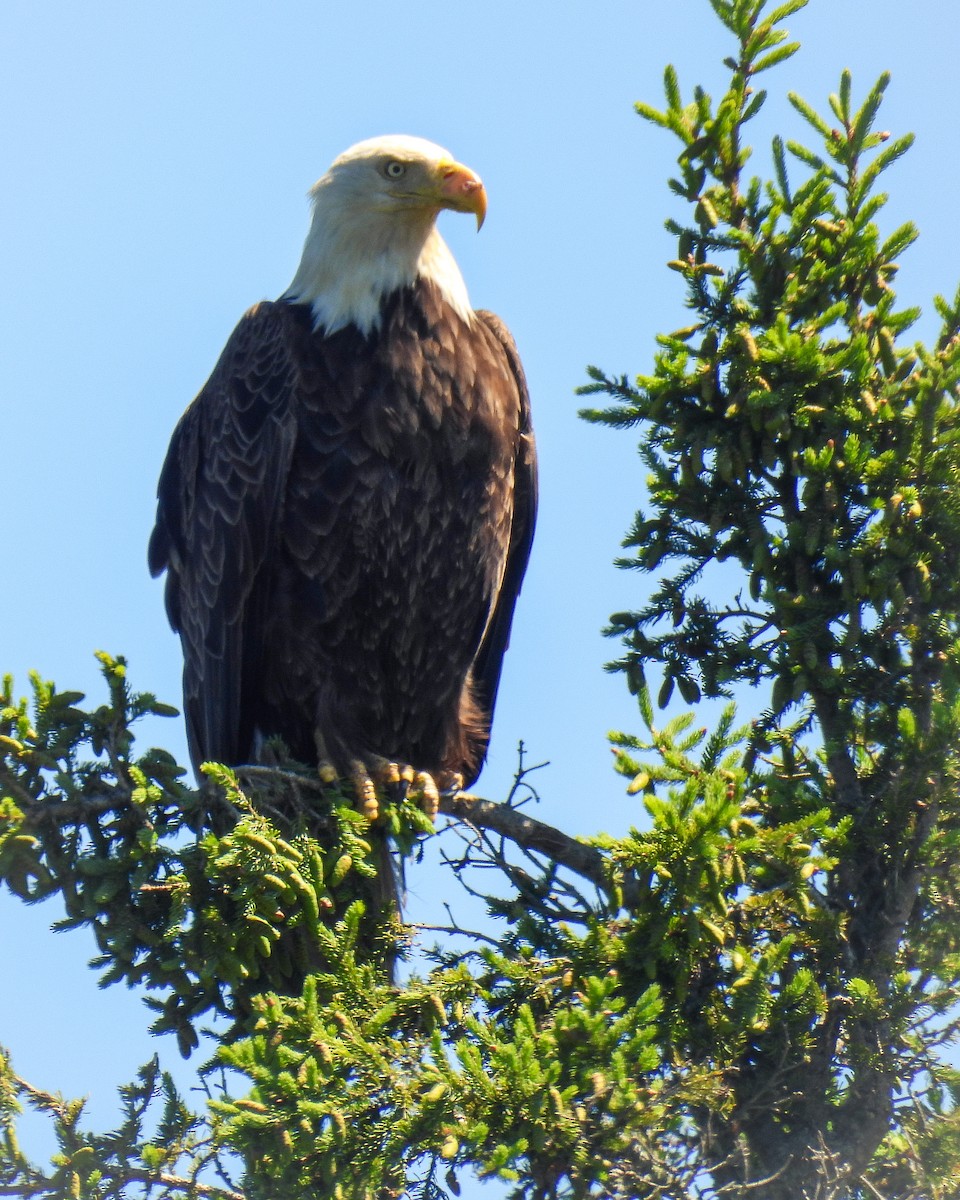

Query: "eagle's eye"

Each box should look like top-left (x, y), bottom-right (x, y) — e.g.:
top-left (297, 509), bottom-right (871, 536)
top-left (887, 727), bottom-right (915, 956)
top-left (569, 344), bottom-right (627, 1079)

top-left (383, 160), bottom-right (407, 179)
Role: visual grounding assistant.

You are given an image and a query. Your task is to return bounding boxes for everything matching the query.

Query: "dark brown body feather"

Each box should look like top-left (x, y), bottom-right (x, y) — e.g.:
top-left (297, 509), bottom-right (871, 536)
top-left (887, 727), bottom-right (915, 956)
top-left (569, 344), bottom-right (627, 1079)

top-left (149, 279), bottom-right (536, 787)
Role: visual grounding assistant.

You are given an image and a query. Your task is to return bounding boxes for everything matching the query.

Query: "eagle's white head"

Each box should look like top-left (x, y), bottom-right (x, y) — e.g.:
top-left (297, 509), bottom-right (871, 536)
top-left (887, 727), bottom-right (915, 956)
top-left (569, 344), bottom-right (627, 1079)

top-left (283, 134), bottom-right (487, 335)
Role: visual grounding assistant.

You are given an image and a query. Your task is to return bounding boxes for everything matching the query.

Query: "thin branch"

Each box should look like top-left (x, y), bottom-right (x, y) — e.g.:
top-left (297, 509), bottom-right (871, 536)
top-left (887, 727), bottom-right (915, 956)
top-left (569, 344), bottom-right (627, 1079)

top-left (439, 790), bottom-right (615, 899)
top-left (410, 923), bottom-right (502, 949)
top-left (118, 1171), bottom-right (245, 1200)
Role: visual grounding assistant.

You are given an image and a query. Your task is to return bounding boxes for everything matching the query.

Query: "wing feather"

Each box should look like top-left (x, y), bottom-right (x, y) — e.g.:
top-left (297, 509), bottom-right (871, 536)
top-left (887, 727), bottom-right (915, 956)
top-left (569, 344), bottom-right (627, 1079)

top-left (149, 303), bottom-right (298, 770)
top-left (471, 310), bottom-right (538, 726)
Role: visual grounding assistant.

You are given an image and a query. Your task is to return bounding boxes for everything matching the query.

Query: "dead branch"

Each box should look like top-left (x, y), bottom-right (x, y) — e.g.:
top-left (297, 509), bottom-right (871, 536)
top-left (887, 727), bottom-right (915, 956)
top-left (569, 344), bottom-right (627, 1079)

top-left (439, 790), bottom-right (617, 901)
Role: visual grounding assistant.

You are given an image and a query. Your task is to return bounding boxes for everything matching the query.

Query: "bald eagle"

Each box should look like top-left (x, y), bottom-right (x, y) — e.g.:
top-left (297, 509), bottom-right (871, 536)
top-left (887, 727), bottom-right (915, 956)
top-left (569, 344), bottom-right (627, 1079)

top-left (149, 135), bottom-right (536, 820)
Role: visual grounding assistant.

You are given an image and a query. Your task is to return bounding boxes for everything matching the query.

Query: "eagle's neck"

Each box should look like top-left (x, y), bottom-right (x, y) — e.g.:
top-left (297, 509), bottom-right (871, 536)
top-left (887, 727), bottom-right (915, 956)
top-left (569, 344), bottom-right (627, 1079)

top-left (282, 193), bottom-right (474, 336)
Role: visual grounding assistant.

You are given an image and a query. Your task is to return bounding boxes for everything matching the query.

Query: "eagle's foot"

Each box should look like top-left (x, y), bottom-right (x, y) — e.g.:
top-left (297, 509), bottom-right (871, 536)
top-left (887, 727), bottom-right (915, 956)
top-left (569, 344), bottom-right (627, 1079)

top-left (409, 769), bottom-right (463, 819)
top-left (354, 759), bottom-right (443, 823)
top-left (346, 755), bottom-right (416, 822)
top-left (347, 757), bottom-right (388, 822)
top-left (313, 728), bottom-right (449, 824)
top-left (411, 771), bottom-right (441, 821)
top-left (371, 759), bottom-right (441, 822)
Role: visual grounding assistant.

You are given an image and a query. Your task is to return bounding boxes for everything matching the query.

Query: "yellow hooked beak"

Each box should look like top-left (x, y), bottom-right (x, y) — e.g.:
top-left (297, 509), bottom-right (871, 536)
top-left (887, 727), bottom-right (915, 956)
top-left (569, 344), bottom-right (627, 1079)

top-left (436, 160), bottom-right (488, 229)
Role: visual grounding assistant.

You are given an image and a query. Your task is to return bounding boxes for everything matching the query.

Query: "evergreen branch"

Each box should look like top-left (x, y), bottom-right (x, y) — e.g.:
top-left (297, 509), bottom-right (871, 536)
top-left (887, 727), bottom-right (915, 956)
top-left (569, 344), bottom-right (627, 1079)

top-left (767, 0), bottom-right (808, 23)
top-left (751, 42), bottom-right (800, 75)
top-left (787, 90), bottom-right (834, 139)
top-left (849, 70), bottom-right (891, 157)
top-left (6, 763), bottom-right (617, 909)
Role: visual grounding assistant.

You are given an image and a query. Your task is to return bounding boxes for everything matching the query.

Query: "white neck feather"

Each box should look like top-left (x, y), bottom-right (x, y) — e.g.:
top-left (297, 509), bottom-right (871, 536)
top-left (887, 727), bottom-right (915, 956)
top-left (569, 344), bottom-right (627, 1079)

top-left (282, 182), bottom-right (474, 335)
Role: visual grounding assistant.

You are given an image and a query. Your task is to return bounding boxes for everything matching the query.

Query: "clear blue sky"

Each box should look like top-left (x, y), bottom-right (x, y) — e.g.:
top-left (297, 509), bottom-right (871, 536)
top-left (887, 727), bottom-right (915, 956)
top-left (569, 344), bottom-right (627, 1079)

top-left (2, 0), bottom-right (958, 1185)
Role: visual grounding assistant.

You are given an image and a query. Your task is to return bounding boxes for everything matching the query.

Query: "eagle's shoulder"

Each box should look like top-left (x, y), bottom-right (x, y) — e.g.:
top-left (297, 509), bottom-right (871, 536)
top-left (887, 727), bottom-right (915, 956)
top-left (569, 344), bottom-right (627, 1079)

top-left (473, 308), bottom-right (521, 360)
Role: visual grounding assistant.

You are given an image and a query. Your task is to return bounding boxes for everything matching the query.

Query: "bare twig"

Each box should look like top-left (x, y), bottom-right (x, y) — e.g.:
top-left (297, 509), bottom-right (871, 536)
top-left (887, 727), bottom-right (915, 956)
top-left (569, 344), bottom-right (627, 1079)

top-left (439, 791), bottom-right (612, 897)
top-left (409, 923), bottom-right (502, 949)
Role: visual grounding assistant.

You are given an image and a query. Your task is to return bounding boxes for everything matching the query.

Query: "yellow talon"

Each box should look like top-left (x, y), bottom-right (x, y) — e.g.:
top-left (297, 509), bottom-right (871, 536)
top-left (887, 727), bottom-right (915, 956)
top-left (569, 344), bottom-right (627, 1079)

top-left (415, 771), bottom-right (440, 821)
top-left (349, 760), bottom-right (380, 822)
top-left (315, 739), bottom-right (447, 825)
top-left (314, 731), bottom-right (339, 786)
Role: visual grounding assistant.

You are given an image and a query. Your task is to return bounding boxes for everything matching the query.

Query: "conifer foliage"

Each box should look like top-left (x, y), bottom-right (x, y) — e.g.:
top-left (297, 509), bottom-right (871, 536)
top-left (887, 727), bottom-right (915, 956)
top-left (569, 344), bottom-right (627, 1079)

top-left (4, 1), bottom-right (960, 1196)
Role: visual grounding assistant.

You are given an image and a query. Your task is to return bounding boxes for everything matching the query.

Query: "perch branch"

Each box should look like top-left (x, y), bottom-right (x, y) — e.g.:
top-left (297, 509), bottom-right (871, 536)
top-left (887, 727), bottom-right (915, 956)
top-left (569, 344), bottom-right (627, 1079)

top-left (439, 790), bottom-right (614, 898)
top-left (5, 769), bottom-right (625, 906)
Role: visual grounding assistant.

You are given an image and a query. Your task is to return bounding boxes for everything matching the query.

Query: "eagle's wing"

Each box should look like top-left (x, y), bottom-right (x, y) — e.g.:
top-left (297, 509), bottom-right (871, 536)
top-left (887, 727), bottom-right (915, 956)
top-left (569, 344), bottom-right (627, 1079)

top-left (148, 303), bottom-right (298, 771)
top-left (471, 310), bottom-right (538, 730)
